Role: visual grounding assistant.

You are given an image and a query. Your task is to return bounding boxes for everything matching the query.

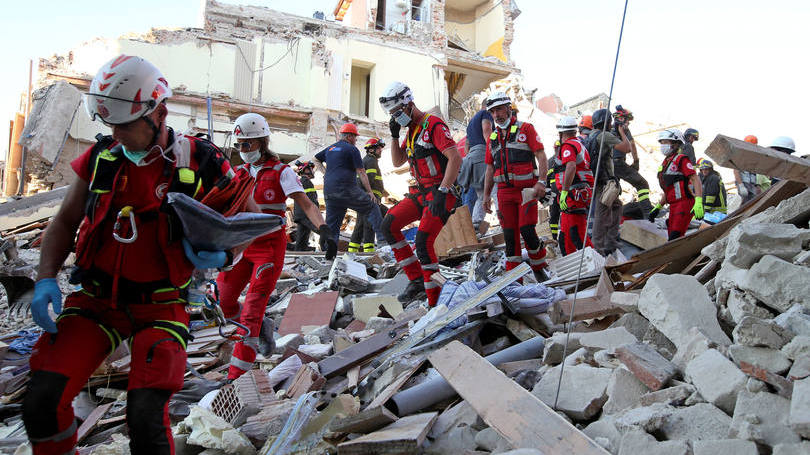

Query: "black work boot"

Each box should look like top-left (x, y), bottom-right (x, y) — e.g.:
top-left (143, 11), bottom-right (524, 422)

top-left (397, 280), bottom-right (426, 303)
top-left (533, 268), bottom-right (551, 283)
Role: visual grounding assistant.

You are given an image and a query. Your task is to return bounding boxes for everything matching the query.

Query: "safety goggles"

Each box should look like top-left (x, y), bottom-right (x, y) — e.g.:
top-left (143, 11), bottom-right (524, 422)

top-left (234, 141), bottom-right (254, 150)
top-left (84, 93), bottom-right (157, 126)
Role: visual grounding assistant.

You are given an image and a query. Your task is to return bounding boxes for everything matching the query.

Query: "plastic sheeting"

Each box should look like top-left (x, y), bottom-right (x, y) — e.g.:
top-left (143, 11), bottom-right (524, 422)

top-left (9, 329), bottom-right (42, 354)
top-left (167, 192), bottom-right (285, 251)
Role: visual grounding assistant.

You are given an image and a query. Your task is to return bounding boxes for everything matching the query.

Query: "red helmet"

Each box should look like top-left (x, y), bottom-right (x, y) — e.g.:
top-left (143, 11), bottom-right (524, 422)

top-left (295, 160), bottom-right (315, 174)
top-left (364, 137), bottom-right (386, 149)
top-left (340, 123), bottom-right (358, 135)
top-left (744, 135), bottom-right (758, 145)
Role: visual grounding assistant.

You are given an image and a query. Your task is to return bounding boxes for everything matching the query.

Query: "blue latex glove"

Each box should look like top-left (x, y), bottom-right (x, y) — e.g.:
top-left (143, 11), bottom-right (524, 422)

top-left (182, 238), bottom-right (227, 269)
top-left (32, 278), bottom-right (61, 333)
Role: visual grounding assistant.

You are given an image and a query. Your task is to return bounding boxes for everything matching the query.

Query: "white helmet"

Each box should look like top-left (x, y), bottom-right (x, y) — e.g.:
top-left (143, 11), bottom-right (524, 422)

top-left (233, 113), bottom-right (270, 139)
top-left (379, 81), bottom-right (414, 112)
top-left (658, 128), bottom-right (684, 144)
top-left (84, 55), bottom-right (171, 125)
top-left (769, 136), bottom-right (796, 154)
top-left (556, 116), bottom-right (578, 132)
top-left (486, 91), bottom-right (511, 111)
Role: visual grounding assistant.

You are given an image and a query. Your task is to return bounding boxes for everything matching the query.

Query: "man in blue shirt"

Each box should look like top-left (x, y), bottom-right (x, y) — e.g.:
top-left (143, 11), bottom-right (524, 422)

top-left (459, 100), bottom-right (493, 230)
top-left (315, 123), bottom-right (384, 246)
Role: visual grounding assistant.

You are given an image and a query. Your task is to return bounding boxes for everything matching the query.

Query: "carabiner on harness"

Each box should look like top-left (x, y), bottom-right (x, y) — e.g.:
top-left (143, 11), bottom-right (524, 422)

top-left (112, 206), bottom-right (138, 243)
top-left (198, 280), bottom-right (251, 342)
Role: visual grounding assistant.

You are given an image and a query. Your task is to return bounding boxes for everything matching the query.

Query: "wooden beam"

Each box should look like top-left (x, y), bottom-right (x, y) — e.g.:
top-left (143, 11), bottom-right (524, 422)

top-left (171, 93), bottom-right (311, 121)
top-left (551, 269), bottom-right (623, 324)
top-left (619, 219), bottom-right (668, 250)
top-left (427, 341), bottom-right (608, 454)
top-left (337, 412), bottom-right (438, 455)
top-left (330, 405), bottom-right (399, 434)
top-left (318, 324), bottom-right (409, 378)
top-left (706, 134), bottom-right (810, 184)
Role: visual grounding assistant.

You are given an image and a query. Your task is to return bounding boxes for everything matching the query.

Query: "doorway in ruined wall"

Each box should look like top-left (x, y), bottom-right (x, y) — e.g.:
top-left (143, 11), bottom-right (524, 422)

top-left (350, 62), bottom-right (375, 118)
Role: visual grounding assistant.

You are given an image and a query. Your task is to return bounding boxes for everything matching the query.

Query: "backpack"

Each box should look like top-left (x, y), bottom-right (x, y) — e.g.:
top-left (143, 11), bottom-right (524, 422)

top-left (585, 131), bottom-right (612, 183)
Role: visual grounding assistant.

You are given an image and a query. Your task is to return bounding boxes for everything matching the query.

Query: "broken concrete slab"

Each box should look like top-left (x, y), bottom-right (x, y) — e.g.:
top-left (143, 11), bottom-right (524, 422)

top-left (789, 377), bottom-right (810, 438)
top-left (739, 255), bottom-right (810, 313)
top-left (365, 316), bottom-right (394, 333)
top-left (671, 327), bottom-right (719, 372)
top-left (641, 324), bottom-right (678, 360)
top-left (609, 291), bottom-right (639, 313)
top-left (685, 349), bottom-right (747, 414)
top-left (639, 384), bottom-right (695, 407)
top-left (658, 402), bottom-right (732, 442)
top-left (427, 400), bottom-right (482, 440)
top-left (474, 427), bottom-right (512, 452)
top-left (603, 367), bottom-right (650, 415)
top-left (423, 424), bottom-right (477, 454)
top-left (724, 222), bottom-right (809, 268)
top-left (353, 295), bottom-right (402, 323)
top-left (615, 342), bottom-right (678, 391)
top-left (608, 313), bottom-right (650, 340)
top-left (728, 344), bottom-right (792, 375)
top-left (296, 343), bottom-right (333, 360)
top-left (532, 364), bottom-right (612, 420)
top-left (614, 402), bottom-right (675, 433)
top-left (692, 439), bottom-right (758, 455)
top-left (638, 274), bottom-right (731, 349)
top-left (739, 361), bottom-right (794, 399)
top-left (617, 428), bottom-right (689, 455)
top-left (782, 336), bottom-right (810, 360)
top-left (726, 289), bottom-right (774, 325)
top-left (788, 355), bottom-right (810, 380)
top-left (773, 442), bottom-right (810, 455)
top-left (337, 412), bottom-right (438, 455)
top-left (732, 316), bottom-right (793, 349)
top-left (583, 416), bottom-right (623, 454)
top-left (729, 390), bottom-right (800, 447)
top-left (542, 332), bottom-right (584, 365)
top-left (580, 327), bottom-right (638, 354)
top-left (775, 304), bottom-right (810, 337)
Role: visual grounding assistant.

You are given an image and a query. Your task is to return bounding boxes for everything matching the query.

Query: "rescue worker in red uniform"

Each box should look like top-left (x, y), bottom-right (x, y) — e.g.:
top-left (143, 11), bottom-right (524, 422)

top-left (552, 116), bottom-right (595, 255)
top-left (482, 92), bottom-right (550, 281)
top-left (217, 113), bottom-right (336, 380)
top-left (378, 81), bottom-right (462, 306)
top-left (648, 128), bottom-right (704, 240)
top-left (23, 55), bottom-right (239, 455)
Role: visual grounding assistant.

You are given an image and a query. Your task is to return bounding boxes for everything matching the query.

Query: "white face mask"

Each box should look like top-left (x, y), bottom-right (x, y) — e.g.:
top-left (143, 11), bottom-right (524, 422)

top-left (660, 144), bottom-right (674, 156)
top-left (495, 118), bottom-right (510, 129)
top-left (240, 150), bottom-right (261, 164)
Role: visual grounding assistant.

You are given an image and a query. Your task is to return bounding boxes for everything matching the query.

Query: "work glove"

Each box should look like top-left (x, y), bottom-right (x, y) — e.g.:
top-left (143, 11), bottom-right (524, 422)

top-left (31, 278), bottom-right (62, 333)
top-left (648, 204), bottom-right (662, 222)
top-left (692, 196), bottom-right (705, 220)
top-left (559, 190), bottom-right (569, 211)
top-left (631, 160), bottom-right (640, 171)
top-left (389, 117), bottom-right (401, 139)
top-left (182, 238), bottom-right (227, 269)
top-left (429, 189), bottom-right (450, 219)
top-left (318, 224), bottom-right (338, 260)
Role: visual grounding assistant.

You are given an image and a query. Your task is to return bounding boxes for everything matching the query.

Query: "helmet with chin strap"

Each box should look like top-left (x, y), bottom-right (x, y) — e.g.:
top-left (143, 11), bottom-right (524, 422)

top-left (85, 55), bottom-right (171, 126)
top-left (379, 81), bottom-right (414, 112)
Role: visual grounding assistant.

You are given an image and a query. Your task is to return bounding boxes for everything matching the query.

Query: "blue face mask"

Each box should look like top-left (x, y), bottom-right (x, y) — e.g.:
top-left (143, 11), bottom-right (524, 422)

top-left (393, 108), bottom-right (411, 127)
top-left (121, 146), bottom-right (151, 166)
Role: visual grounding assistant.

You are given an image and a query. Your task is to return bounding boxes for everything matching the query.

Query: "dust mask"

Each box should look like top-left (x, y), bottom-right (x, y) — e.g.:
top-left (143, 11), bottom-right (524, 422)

top-left (660, 144), bottom-right (675, 156)
top-left (495, 118), bottom-right (510, 129)
top-left (240, 150), bottom-right (261, 164)
top-left (394, 109), bottom-right (411, 127)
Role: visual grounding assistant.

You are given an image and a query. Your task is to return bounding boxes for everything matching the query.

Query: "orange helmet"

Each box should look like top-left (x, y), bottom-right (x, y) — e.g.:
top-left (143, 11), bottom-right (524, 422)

top-left (579, 115), bottom-right (593, 129)
top-left (744, 135), bottom-right (758, 145)
top-left (340, 123), bottom-right (358, 135)
top-left (364, 137), bottom-right (386, 149)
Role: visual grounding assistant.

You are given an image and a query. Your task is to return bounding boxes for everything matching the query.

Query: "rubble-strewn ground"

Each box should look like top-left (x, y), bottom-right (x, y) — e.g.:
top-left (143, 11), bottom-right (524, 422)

top-left (0, 185), bottom-right (809, 455)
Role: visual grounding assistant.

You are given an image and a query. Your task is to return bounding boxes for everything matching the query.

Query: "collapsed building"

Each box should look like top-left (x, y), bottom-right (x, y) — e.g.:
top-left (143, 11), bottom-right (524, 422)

top-left (2, 0), bottom-right (520, 196)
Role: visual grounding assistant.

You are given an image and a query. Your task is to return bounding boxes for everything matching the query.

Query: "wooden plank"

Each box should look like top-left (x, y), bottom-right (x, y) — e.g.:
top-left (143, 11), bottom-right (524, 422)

top-left (434, 205), bottom-right (479, 258)
top-left (285, 363), bottom-right (326, 398)
top-left (337, 412), bottom-right (438, 455)
top-left (330, 405), bottom-right (399, 434)
top-left (318, 324), bottom-right (409, 378)
top-left (706, 134), bottom-right (810, 185)
top-left (277, 291), bottom-right (339, 336)
top-left (76, 402), bottom-right (113, 443)
top-left (551, 269), bottom-right (622, 324)
top-left (619, 219), bottom-right (668, 250)
top-left (427, 341), bottom-right (608, 454)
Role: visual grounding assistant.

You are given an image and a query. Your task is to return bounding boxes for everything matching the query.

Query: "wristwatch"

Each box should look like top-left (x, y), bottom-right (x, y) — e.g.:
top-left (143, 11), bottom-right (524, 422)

top-left (437, 186), bottom-right (451, 194)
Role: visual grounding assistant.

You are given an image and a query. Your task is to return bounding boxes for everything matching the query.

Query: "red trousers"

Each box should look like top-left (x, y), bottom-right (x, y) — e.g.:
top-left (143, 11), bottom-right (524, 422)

top-left (496, 186), bottom-right (547, 272)
top-left (381, 190), bottom-right (457, 306)
top-left (25, 292), bottom-right (189, 455)
top-left (667, 198), bottom-right (694, 240)
top-left (559, 212), bottom-right (593, 255)
top-left (216, 231), bottom-right (286, 379)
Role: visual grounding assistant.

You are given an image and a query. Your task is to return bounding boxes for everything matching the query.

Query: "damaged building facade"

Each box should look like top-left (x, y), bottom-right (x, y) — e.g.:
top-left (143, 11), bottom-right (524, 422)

top-left (4, 0), bottom-right (520, 195)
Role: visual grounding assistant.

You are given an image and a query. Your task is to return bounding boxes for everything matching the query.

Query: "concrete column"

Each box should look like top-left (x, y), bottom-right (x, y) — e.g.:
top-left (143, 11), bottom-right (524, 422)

top-left (4, 113), bottom-right (25, 196)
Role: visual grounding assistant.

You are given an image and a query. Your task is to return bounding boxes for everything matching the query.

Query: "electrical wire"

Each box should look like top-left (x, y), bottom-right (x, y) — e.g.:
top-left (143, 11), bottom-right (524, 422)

top-left (553, 0), bottom-right (630, 411)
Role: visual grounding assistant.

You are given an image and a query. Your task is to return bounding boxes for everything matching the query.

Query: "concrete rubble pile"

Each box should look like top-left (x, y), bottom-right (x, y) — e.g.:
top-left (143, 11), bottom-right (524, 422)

top-left (0, 185), bottom-right (810, 454)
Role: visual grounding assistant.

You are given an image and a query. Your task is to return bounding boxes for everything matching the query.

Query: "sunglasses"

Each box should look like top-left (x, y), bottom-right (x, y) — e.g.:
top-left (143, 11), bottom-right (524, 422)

top-left (235, 141), bottom-right (254, 150)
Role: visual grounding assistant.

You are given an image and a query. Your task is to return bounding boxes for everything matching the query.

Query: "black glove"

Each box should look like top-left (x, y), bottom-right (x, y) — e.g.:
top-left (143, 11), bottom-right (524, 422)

top-left (318, 224), bottom-right (338, 260)
top-left (631, 160), bottom-right (640, 171)
top-left (429, 189), bottom-right (450, 219)
top-left (389, 117), bottom-right (401, 139)
top-left (647, 204), bottom-right (661, 222)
